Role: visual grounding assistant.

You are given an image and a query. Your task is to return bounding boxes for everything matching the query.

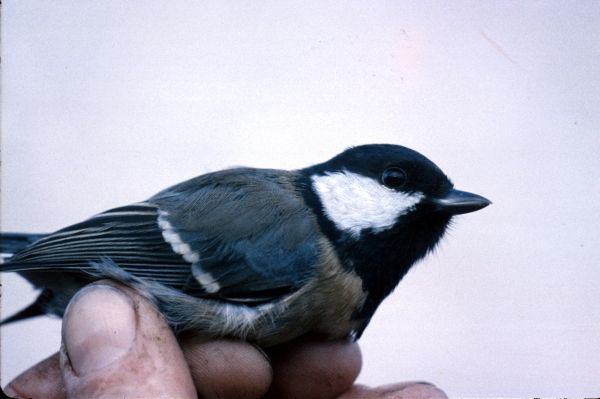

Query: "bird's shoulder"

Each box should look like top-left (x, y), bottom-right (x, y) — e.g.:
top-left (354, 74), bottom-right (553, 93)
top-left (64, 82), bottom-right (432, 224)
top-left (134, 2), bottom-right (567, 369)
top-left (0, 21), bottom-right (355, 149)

top-left (150, 167), bottom-right (313, 239)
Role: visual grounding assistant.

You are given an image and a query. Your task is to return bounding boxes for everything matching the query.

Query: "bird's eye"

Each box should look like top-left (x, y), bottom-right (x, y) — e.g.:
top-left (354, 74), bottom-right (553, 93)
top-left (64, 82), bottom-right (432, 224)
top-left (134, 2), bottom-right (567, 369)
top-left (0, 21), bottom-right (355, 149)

top-left (381, 167), bottom-right (407, 189)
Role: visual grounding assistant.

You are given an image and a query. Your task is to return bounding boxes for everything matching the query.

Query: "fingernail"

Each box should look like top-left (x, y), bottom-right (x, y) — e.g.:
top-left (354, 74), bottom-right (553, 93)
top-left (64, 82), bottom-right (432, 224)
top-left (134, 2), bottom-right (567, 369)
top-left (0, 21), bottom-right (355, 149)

top-left (63, 284), bottom-right (137, 376)
top-left (4, 384), bottom-right (18, 398)
top-left (251, 342), bottom-right (271, 363)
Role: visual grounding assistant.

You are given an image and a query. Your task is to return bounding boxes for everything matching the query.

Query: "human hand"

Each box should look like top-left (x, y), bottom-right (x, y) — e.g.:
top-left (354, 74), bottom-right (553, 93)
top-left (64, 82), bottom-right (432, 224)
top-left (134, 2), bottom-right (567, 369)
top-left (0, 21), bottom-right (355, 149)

top-left (4, 282), bottom-right (447, 399)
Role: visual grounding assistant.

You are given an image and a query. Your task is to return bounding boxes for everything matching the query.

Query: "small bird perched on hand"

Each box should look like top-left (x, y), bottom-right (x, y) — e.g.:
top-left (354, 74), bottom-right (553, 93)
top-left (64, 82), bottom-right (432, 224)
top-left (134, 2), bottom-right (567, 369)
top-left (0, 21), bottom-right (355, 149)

top-left (1, 144), bottom-right (490, 346)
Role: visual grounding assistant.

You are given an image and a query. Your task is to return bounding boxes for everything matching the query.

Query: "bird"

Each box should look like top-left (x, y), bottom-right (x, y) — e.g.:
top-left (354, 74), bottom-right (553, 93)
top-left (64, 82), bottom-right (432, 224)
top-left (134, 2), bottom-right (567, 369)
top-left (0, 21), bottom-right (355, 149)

top-left (0, 144), bottom-right (490, 347)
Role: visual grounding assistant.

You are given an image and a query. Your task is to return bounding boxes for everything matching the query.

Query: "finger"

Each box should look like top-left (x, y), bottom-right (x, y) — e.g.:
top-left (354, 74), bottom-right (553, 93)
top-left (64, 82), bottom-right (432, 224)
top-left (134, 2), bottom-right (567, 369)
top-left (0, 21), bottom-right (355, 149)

top-left (180, 336), bottom-right (272, 399)
top-left (265, 337), bottom-right (362, 399)
top-left (374, 382), bottom-right (448, 399)
top-left (339, 382), bottom-right (448, 399)
top-left (4, 353), bottom-right (66, 399)
top-left (60, 282), bottom-right (197, 399)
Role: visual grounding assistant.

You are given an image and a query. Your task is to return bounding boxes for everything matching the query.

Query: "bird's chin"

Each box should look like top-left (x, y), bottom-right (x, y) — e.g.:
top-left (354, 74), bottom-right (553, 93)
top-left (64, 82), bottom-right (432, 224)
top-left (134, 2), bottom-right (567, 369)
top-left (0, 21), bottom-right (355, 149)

top-left (401, 210), bottom-right (453, 261)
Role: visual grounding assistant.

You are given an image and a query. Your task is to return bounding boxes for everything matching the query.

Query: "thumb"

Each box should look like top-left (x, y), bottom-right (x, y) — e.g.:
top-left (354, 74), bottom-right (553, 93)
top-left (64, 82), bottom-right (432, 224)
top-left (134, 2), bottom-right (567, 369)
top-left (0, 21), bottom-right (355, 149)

top-left (60, 282), bottom-right (196, 399)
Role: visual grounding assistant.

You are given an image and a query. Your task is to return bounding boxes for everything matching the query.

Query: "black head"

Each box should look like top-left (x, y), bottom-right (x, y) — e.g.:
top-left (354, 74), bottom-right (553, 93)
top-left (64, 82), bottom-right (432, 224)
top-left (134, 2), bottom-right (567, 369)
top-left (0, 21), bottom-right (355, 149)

top-left (300, 144), bottom-right (490, 330)
top-left (319, 143), bottom-right (454, 199)
top-left (304, 144), bottom-right (489, 238)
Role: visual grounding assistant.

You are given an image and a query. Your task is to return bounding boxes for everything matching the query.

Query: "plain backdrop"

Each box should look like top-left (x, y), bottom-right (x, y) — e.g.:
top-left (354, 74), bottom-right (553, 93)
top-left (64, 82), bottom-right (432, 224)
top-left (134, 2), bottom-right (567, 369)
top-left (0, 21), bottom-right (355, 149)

top-left (1, 1), bottom-right (599, 396)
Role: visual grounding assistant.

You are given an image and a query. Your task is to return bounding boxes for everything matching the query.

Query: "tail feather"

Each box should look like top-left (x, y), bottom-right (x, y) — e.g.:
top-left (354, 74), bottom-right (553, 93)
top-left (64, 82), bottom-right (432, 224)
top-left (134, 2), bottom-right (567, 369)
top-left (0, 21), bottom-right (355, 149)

top-left (1, 232), bottom-right (48, 260)
top-left (0, 289), bottom-right (54, 326)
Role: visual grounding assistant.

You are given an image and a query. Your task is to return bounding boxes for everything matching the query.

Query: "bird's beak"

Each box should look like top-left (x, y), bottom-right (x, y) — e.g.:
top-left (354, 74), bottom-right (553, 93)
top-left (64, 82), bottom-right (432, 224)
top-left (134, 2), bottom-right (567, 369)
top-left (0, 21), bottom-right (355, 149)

top-left (430, 189), bottom-right (491, 215)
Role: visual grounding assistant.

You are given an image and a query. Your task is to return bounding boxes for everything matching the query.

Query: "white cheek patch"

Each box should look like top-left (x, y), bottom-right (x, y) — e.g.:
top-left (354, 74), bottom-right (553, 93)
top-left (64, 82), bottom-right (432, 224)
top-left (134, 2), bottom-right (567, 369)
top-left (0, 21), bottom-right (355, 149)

top-left (311, 171), bottom-right (424, 238)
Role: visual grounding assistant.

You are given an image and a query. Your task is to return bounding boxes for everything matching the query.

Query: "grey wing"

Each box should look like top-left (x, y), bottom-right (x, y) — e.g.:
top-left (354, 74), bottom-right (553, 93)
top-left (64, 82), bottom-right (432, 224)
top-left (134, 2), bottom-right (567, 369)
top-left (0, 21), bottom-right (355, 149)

top-left (150, 168), bottom-right (322, 303)
top-left (3, 203), bottom-right (192, 287)
top-left (5, 168), bottom-right (322, 304)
